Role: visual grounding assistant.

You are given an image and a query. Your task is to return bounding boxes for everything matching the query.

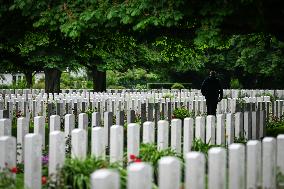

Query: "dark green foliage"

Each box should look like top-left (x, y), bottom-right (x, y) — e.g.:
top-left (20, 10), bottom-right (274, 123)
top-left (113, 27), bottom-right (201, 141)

top-left (173, 106), bottom-right (193, 120)
top-left (52, 157), bottom-right (127, 189)
top-left (266, 115), bottom-right (284, 137)
top-left (191, 138), bottom-right (226, 159)
top-left (147, 83), bottom-right (191, 89)
top-left (171, 83), bottom-right (185, 90)
top-left (139, 143), bottom-right (183, 185)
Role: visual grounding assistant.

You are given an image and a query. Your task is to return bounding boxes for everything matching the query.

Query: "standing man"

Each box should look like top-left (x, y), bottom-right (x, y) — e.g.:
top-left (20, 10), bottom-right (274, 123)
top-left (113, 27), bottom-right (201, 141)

top-left (201, 71), bottom-right (223, 116)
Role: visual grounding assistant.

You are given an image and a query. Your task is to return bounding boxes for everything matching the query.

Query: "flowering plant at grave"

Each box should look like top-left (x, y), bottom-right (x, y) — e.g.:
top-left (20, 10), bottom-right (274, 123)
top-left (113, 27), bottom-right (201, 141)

top-left (42, 155), bottom-right (49, 165)
top-left (10, 167), bottom-right (18, 174)
top-left (42, 176), bottom-right (47, 185)
top-left (15, 110), bottom-right (23, 118)
top-left (129, 154), bottom-right (142, 163)
top-left (172, 106), bottom-right (193, 120)
top-left (0, 164), bottom-right (17, 188)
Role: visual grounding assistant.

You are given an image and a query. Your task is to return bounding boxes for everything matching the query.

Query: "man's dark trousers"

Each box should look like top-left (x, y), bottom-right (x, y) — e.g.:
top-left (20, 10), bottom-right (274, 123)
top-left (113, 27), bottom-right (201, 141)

top-left (206, 100), bottom-right (218, 116)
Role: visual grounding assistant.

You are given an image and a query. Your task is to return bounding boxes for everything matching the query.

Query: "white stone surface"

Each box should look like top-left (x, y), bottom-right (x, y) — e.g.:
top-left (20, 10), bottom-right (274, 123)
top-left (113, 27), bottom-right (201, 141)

top-left (158, 156), bottom-right (180, 189)
top-left (24, 134), bottom-right (42, 189)
top-left (50, 115), bottom-right (60, 132)
top-left (262, 137), bottom-right (276, 189)
top-left (91, 127), bottom-right (105, 159)
top-left (229, 144), bottom-right (245, 189)
top-left (127, 123), bottom-right (140, 161)
top-left (0, 136), bottom-right (16, 169)
top-left (110, 125), bottom-right (124, 164)
top-left (171, 119), bottom-right (182, 153)
top-left (64, 114), bottom-right (75, 138)
top-left (216, 114), bottom-right (225, 145)
top-left (157, 120), bottom-right (169, 150)
top-left (183, 118), bottom-right (194, 155)
top-left (195, 116), bottom-right (205, 142)
top-left (226, 113), bottom-right (235, 144)
top-left (277, 135), bottom-right (284, 178)
top-left (71, 129), bottom-right (87, 160)
top-left (246, 140), bottom-right (262, 189)
top-left (208, 147), bottom-right (226, 189)
top-left (34, 116), bottom-right (45, 149)
top-left (127, 162), bottom-right (152, 189)
top-left (185, 152), bottom-right (205, 189)
top-left (90, 169), bottom-right (120, 189)
top-left (206, 115), bottom-right (216, 144)
top-left (48, 131), bottom-right (65, 177)
top-left (143, 121), bottom-right (155, 144)
top-left (0, 119), bottom-right (11, 136)
top-left (17, 117), bottom-right (29, 163)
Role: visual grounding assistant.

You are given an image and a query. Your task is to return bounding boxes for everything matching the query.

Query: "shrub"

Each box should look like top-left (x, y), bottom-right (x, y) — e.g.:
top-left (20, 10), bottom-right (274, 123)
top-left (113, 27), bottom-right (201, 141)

top-left (162, 93), bottom-right (174, 99)
top-left (33, 78), bottom-right (45, 89)
top-left (173, 106), bottom-right (193, 120)
top-left (230, 78), bottom-right (242, 89)
top-left (171, 83), bottom-right (185, 90)
top-left (107, 85), bottom-right (126, 89)
top-left (266, 115), bottom-right (284, 137)
top-left (138, 143), bottom-right (183, 185)
top-left (51, 157), bottom-right (127, 189)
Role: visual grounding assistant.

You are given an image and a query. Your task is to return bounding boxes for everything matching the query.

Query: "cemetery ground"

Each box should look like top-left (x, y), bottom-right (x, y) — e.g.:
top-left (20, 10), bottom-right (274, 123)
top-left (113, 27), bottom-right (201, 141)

top-left (0, 89), bottom-right (284, 189)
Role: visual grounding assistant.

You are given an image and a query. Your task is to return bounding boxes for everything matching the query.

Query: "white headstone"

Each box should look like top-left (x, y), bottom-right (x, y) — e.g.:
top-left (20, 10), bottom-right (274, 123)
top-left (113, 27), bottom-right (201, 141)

top-left (71, 129), bottom-right (87, 160)
top-left (127, 162), bottom-right (152, 189)
top-left (185, 152), bottom-right (205, 189)
top-left (226, 113), bottom-right (235, 144)
top-left (64, 114), bottom-right (75, 138)
top-left (206, 115), bottom-right (216, 145)
top-left (158, 156), bottom-right (180, 189)
top-left (171, 119), bottom-right (182, 153)
top-left (17, 117), bottom-right (29, 163)
top-left (92, 112), bottom-right (101, 127)
top-left (90, 169), bottom-right (120, 189)
top-left (0, 136), bottom-right (16, 169)
top-left (127, 123), bottom-right (140, 162)
top-left (24, 134), bottom-right (42, 189)
top-left (277, 135), bottom-right (284, 177)
top-left (91, 127), bottom-right (105, 159)
top-left (195, 116), bottom-right (205, 142)
top-left (0, 119), bottom-right (11, 136)
top-left (34, 116), bottom-right (45, 149)
top-left (244, 111), bottom-right (252, 140)
top-left (229, 144), bottom-right (245, 189)
top-left (143, 121), bottom-right (155, 144)
top-left (208, 147), bottom-right (226, 189)
top-left (110, 125), bottom-right (124, 165)
top-left (48, 131), bottom-right (65, 177)
top-left (246, 140), bottom-right (262, 189)
top-left (157, 120), bottom-right (169, 150)
top-left (183, 118), bottom-right (194, 155)
top-left (50, 115), bottom-right (60, 132)
top-left (262, 137), bottom-right (276, 189)
top-left (234, 112), bottom-right (244, 138)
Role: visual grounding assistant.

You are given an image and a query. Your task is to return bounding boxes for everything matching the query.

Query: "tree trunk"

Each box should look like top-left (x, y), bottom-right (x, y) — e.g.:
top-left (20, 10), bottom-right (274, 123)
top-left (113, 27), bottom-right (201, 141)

top-left (24, 71), bottom-right (33, 89)
top-left (44, 68), bottom-right (62, 94)
top-left (92, 65), bottom-right (106, 92)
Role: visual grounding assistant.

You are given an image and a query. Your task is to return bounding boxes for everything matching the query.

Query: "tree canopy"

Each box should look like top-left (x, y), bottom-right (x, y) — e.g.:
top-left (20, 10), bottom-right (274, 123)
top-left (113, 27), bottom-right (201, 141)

top-left (1, 0), bottom-right (284, 91)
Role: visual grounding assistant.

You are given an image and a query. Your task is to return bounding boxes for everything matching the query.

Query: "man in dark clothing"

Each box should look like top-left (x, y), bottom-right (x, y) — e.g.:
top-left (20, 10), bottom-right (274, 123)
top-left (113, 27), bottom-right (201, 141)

top-left (201, 71), bottom-right (223, 116)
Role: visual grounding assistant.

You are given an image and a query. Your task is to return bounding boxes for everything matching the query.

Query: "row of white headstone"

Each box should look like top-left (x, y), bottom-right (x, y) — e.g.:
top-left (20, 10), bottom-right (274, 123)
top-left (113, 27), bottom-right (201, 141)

top-left (0, 110), bottom-right (267, 166)
top-left (1, 88), bottom-right (283, 98)
top-left (0, 89), bottom-right (278, 119)
top-left (1, 133), bottom-right (283, 189)
top-left (91, 135), bottom-right (284, 189)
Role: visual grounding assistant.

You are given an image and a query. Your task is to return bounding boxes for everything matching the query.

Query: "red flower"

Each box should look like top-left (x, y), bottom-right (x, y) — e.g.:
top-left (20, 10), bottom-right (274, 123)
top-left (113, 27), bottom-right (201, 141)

top-left (10, 167), bottom-right (18, 174)
top-left (134, 158), bottom-right (142, 163)
top-left (42, 176), bottom-right (47, 185)
top-left (130, 154), bottom-right (136, 160)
